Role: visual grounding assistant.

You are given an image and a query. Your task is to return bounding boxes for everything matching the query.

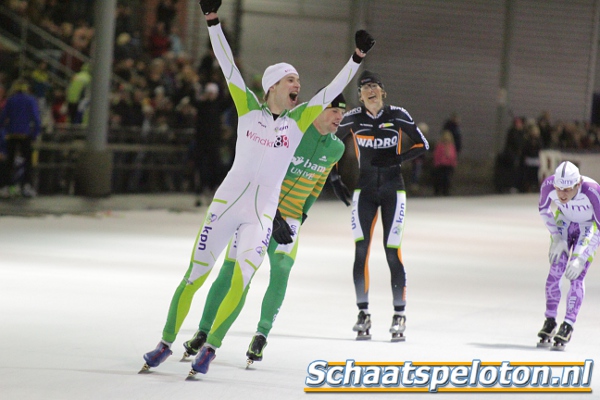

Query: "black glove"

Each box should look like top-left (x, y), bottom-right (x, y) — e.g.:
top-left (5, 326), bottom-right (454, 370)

top-left (272, 210), bottom-right (294, 245)
top-left (371, 154), bottom-right (404, 168)
top-left (355, 30), bottom-right (375, 54)
top-left (329, 169), bottom-right (351, 206)
top-left (199, 0), bottom-right (221, 15)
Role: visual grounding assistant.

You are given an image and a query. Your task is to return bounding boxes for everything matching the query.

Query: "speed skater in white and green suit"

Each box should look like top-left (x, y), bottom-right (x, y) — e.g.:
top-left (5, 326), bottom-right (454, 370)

top-left (183, 93), bottom-right (353, 364)
top-left (141, 0), bottom-right (375, 375)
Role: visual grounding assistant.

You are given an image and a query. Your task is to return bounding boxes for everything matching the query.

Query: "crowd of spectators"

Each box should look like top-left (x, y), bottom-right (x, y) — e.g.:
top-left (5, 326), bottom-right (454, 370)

top-left (0, 0), bottom-right (237, 194)
top-left (2, 0), bottom-right (600, 197)
top-left (495, 112), bottom-right (600, 193)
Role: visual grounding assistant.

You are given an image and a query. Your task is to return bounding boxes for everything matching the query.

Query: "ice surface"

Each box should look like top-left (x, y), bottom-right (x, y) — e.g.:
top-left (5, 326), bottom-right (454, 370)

top-left (1, 194), bottom-right (598, 399)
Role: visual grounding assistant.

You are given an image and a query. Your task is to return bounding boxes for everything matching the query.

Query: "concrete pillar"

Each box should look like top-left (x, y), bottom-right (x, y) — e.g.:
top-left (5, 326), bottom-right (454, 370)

top-left (76, 0), bottom-right (117, 197)
top-left (495, 0), bottom-right (515, 155)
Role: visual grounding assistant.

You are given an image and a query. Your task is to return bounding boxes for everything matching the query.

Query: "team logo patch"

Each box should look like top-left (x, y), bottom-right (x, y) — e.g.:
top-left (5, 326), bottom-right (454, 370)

top-left (205, 213), bottom-right (218, 224)
top-left (255, 245), bottom-right (267, 257)
top-left (274, 134), bottom-right (289, 148)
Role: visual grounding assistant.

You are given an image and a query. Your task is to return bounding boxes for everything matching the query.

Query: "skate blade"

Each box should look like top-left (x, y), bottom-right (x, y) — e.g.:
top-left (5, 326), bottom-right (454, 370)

top-left (186, 369), bottom-right (198, 380)
top-left (391, 335), bottom-right (406, 343)
top-left (180, 352), bottom-right (193, 362)
top-left (536, 341), bottom-right (552, 348)
top-left (246, 359), bottom-right (254, 369)
top-left (138, 363), bottom-right (151, 374)
top-left (551, 343), bottom-right (566, 351)
top-left (356, 335), bottom-right (372, 340)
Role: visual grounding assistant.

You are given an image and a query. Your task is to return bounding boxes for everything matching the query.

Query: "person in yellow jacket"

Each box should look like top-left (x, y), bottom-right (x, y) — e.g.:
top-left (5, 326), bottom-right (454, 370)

top-left (66, 63), bottom-right (91, 124)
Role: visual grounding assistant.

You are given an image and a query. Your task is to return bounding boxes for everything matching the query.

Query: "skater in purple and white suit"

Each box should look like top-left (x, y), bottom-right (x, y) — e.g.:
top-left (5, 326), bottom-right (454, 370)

top-left (537, 161), bottom-right (600, 349)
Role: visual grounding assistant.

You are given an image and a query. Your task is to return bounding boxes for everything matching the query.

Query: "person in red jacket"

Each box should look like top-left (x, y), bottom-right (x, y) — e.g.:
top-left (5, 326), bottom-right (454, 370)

top-left (148, 21), bottom-right (171, 59)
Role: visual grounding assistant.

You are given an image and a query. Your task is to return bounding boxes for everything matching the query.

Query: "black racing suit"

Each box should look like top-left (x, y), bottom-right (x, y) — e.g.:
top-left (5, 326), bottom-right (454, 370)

top-left (336, 104), bottom-right (429, 312)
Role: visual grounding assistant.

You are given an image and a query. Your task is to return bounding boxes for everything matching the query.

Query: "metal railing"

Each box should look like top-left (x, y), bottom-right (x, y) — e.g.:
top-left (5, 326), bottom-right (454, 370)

top-left (33, 125), bottom-right (196, 194)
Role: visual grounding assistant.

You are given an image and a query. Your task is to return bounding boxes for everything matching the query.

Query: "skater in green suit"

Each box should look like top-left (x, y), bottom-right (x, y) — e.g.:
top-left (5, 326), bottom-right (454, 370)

top-left (183, 93), bottom-right (353, 365)
top-left (140, 0), bottom-right (374, 376)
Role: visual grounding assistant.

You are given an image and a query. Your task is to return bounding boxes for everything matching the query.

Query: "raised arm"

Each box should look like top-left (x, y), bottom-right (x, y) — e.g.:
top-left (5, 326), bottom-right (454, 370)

top-left (201, 1), bottom-right (259, 113)
top-left (293, 30), bottom-right (375, 133)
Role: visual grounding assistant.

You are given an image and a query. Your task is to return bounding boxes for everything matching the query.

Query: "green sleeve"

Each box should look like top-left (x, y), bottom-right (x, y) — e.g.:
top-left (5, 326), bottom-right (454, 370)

top-left (302, 165), bottom-right (333, 214)
top-left (229, 85), bottom-right (262, 117)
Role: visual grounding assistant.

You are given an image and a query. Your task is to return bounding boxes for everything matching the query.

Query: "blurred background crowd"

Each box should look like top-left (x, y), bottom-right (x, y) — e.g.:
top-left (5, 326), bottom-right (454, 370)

top-left (1, 0), bottom-right (600, 198)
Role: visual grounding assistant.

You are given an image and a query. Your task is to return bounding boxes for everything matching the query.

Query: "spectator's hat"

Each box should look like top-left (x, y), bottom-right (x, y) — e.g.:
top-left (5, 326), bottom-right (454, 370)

top-left (554, 161), bottom-right (581, 189)
top-left (262, 63), bottom-right (298, 94)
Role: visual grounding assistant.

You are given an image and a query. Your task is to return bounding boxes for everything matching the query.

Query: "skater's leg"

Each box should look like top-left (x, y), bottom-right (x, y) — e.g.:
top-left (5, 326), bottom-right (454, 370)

top-left (161, 202), bottom-right (238, 343)
top-left (205, 271), bottom-right (252, 348)
top-left (197, 260), bottom-right (235, 332)
top-left (564, 221), bottom-right (595, 325)
top-left (198, 237), bottom-right (238, 333)
top-left (544, 254), bottom-right (568, 320)
top-left (564, 259), bottom-right (590, 325)
top-left (257, 238), bottom-right (299, 337)
top-left (352, 189), bottom-right (379, 309)
top-left (162, 260), bottom-right (216, 343)
top-left (206, 220), bottom-right (271, 348)
top-left (380, 188), bottom-right (407, 313)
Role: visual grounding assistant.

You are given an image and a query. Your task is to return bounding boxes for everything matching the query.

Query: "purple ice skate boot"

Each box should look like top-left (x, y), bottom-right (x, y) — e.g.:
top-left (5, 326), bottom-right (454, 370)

top-left (140, 341), bottom-right (172, 373)
top-left (188, 346), bottom-right (216, 377)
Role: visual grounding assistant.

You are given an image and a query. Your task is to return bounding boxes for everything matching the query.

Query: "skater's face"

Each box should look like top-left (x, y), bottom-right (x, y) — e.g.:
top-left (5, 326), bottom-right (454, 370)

top-left (554, 182), bottom-right (580, 204)
top-left (314, 107), bottom-right (345, 135)
top-left (269, 74), bottom-right (300, 112)
top-left (359, 83), bottom-right (385, 114)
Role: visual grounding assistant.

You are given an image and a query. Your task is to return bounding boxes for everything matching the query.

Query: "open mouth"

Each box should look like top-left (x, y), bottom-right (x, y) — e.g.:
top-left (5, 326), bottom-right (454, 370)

top-left (289, 92), bottom-right (298, 102)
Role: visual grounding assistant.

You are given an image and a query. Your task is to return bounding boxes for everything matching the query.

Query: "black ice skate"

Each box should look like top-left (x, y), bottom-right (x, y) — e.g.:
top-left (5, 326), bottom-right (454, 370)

top-left (390, 315), bottom-right (406, 342)
top-left (182, 330), bottom-right (207, 360)
top-left (353, 310), bottom-right (371, 340)
top-left (551, 322), bottom-right (573, 351)
top-left (246, 334), bottom-right (267, 367)
top-left (536, 317), bottom-right (557, 348)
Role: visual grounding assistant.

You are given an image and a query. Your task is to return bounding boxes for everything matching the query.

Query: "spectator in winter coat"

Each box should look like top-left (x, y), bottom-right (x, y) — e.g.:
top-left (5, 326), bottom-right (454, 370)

top-left (0, 79), bottom-right (41, 198)
top-left (432, 130), bottom-right (457, 196)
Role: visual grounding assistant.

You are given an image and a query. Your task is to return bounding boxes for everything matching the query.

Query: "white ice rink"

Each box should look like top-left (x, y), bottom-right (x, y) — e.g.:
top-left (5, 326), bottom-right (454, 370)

top-left (1, 194), bottom-right (598, 399)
